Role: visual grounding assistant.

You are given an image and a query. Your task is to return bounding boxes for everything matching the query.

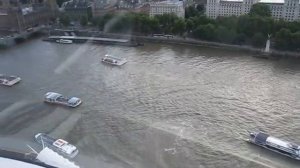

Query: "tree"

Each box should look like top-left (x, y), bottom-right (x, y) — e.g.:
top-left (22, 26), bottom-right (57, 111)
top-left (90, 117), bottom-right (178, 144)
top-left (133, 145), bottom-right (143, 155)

top-left (56, 0), bottom-right (67, 7)
top-left (87, 7), bottom-right (93, 21)
top-left (290, 31), bottom-right (300, 50)
top-left (196, 4), bottom-right (205, 15)
top-left (249, 4), bottom-right (271, 17)
top-left (274, 28), bottom-right (292, 50)
top-left (59, 15), bottom-right (70, 26)
top-left (80, 16), bottom-right (88, 26)
top-left (185, 6), bottom-right (198, 19)
top-left (216, 16), bottom-right (238, 30)
top-left (251, 32), bottom-right (266, 48)
top-left (233, 33), bottom-right (247, 45)
top-left (186, 18), bottom-right (195, 33)
top-left (194, 15), bottom-right (214, 25)
top-left (237, 15), bottom-right (273, 37)
top-left (155, 14), bottom-right (178, 34)
top-left (148, 17), bottom-right (160, 33)
top-left (287, 21), bottom-right (300, 33)
top-left (193, 23), bottom-right (216, 40)
top-left (172, 18), bottom-right (186, 35)
top-left (215, 26), bottom-right (236, 43)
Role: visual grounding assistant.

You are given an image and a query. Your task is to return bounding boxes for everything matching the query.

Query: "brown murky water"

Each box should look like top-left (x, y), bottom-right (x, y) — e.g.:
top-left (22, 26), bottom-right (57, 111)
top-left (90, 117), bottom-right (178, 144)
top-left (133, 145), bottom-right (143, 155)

top-left (0, 39), bottom-right (299, 168)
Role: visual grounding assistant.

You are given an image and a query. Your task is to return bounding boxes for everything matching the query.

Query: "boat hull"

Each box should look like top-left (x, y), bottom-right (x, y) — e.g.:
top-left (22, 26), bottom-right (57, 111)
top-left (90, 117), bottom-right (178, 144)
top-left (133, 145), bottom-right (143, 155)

top-left (246, 139), bottom-right (300, 160)
top-left (44, 100), bottom-right (81, 108)
top-left (101, 59), bottom-right (127, 66)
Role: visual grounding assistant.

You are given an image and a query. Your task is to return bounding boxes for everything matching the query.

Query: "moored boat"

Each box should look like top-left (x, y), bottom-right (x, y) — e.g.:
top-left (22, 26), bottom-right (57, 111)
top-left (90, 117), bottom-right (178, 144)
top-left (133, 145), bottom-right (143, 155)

top-left (246, 131), bottom-right (300, 160)
top-left (0, 74), bottom-right (21, 86)
top-left (44, 92), bottom-right (82, 108)
top-left (34, 133), bottom-right (79, 158)
top-left (101, 54), bottom-right (127, 66)
top-left (56, 39), bottom-right (73, 44)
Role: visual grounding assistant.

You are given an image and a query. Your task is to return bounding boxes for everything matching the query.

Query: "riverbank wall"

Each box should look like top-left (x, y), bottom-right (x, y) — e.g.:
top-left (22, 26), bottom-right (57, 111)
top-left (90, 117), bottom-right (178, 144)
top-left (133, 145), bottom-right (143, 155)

top-left (49, 29), bottom-right (300, 58)
top-left (0, 27), bottom-right (45, 49)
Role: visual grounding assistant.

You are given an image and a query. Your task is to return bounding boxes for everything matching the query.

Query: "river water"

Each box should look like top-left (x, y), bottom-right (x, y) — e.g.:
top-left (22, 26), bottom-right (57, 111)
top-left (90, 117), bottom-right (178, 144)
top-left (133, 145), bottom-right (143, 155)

top-left (0, 38), bottom-right (299, 168)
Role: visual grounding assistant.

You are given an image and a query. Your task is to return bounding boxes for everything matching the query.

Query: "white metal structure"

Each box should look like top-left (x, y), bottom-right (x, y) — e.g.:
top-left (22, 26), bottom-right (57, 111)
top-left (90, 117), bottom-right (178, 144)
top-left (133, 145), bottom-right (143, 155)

top-left (150, 0), bottom-right (185, 18)
top-left (44, 92), bottom-right (82, 108)
top-left (206, 0), bottom-right (300, 21)
top-left (102, 54), bottom-right (127, 66)
top-left (35, 133), bottom-right (79, 158)
top-left (0, 74), bottom-right (21, 86)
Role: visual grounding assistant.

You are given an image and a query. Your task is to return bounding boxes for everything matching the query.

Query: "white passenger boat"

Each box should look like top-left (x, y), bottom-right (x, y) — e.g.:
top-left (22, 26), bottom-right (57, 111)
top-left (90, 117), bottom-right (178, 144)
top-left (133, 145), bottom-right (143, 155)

top-left (56, 39), bottom-right (73, 44)
top-left (0, 74), bottom-right (21, 86)
top-left (44, 92), bottom-right (82, 108)
top-left (101, 54), bottom-right (127, 66)
top-left (246, 131), bottom-right (300, 160)
top-left (34, 133), bottom-right (79, 158)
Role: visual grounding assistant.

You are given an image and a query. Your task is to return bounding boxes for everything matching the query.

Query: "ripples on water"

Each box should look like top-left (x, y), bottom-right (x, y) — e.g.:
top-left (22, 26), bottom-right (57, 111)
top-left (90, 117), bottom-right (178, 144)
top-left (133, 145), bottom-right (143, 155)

top-left (0, 39), bottom-right (299, 168)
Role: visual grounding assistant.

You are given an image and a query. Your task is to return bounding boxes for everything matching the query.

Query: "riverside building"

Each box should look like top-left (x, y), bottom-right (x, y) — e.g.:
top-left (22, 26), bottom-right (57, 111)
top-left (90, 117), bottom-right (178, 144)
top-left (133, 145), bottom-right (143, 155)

top-left (150, 0), bottom-right (185, 18)
top-left (206, 0), bottom-right (300, 21)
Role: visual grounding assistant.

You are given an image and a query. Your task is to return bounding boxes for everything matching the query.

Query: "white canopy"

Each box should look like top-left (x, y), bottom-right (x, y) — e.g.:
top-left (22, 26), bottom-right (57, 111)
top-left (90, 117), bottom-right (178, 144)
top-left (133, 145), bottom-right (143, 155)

top-left (0, 157), bottom-right (45, 168)
top-left (37, 147), bottom-right (79, 168)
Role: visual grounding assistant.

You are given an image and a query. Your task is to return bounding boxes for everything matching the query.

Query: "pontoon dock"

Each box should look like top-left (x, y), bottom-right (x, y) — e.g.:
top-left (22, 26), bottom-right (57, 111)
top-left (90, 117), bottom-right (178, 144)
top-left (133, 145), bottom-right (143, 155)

top-left (45, 36), bottom-right (142, 46)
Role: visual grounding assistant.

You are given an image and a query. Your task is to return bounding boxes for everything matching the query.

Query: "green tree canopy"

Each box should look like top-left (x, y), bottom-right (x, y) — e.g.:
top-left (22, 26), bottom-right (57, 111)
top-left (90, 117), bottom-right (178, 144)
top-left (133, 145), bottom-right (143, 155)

top-left (185, 5), bottom-right (205, 19)
top-left (172, 18), bottom-right (186, 35)
top-left (237, 15), bottom-right (273, 37)
top-left (185, 6), bottom-right (198, 19)
top-left (274, 28), bottom-right (292, 50)
top-left (80, 16), bottom-right (88, 26)
top-left (249, 4), bottom-right (271, 17)
top-left (59, 14), bottom-right (70, 26)
top-left (193, 23), bottom-right (216, 40)
top-left (56, 0), bottom-right (67, 7)
top-left (251, 32), bottom-right (266, 47)
top-left (215, 26), bottom-right (236, 43)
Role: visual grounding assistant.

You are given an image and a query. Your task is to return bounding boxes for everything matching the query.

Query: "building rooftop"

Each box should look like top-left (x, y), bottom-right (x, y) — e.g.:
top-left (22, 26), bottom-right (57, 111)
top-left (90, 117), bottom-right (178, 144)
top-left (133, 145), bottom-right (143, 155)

top-left (220, 0), bottom-right (290, 3)
top-left (221, 0), bottom-right (243, 2)
top-left (259, 0), bottom-right (284, 4)
top-left (151, 0), bottom-right (183, 5)
top-left (62, 0), bottom-right (89, 9)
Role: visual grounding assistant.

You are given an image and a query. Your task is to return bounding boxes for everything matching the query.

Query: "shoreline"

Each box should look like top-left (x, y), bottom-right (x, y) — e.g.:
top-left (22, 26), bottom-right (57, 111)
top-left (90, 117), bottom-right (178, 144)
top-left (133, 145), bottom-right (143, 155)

top-left (100, 33), bottom-right (300, 58)
top-left (3, 27), bottom-right (300, 58)
top-left (49, 29), bottom-right (300, 58)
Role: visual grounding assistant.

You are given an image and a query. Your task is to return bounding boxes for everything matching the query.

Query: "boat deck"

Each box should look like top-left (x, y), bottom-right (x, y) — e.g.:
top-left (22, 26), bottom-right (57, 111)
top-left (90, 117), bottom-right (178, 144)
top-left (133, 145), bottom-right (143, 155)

top-left (56, 97), bottom-right (69, 104)
top-left (0, 75), bottom-right (21, 86)
top-left (102, 56), bottom-right (127, 66)
top-left (44, 36), bottom-right (142, 46)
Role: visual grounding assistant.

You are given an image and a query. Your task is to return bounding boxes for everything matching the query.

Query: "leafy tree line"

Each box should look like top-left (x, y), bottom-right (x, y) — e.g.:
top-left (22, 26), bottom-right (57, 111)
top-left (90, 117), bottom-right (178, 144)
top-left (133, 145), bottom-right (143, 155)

top-left (187, 4), bottom-right (300, 51)
top-left (61, 3), bottom-right (300, 51)
top-left (90, 13), bottom-right (186, 35)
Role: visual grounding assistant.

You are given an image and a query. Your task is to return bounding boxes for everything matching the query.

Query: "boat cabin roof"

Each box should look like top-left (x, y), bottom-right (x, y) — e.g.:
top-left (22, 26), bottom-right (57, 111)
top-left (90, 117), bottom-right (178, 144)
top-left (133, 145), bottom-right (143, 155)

top-left (45, 92), bottom-right (62, 99)
top-left (53, 139), bottom-right (68, 148)
top-left (255, 132), bottom-right (269, 143)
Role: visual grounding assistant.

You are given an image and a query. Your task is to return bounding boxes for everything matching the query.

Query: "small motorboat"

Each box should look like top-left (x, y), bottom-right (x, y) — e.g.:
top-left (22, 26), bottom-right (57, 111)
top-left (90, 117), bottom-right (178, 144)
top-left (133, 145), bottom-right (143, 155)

top-left (101, 54), bottom-right (127, 66)
top-left (0, 74), bottom-right (21, 86)
top-left (56, 39), bottom-right (73, 44)
top-left (34, 133), bottom-right (79, 158)
top-left (44, 92), bottom-right (81, 108)
top-left (246, 131), bottom-right (300, 160)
